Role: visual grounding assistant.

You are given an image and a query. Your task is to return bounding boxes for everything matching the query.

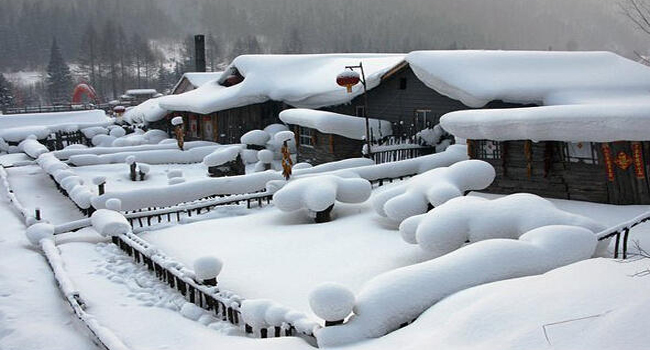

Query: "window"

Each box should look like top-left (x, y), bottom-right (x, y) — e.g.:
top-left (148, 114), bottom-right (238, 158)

top-left (414, 109), bottom-right (432, 130)
top-left (563, 142), bottom-right (599, 164)
top-left (399, 78), bottom-right (407, 90)
top-left (355, 106), bottom-right (365, 117)
top-left (299, 126), bottom-right (313, 147)
top-left (475, 140), bottom-right (502, 159)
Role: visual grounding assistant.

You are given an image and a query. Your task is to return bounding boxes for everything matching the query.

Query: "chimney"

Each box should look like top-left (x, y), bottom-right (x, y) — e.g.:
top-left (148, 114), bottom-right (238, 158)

top-left (194, 34), bottom-right (206, 72)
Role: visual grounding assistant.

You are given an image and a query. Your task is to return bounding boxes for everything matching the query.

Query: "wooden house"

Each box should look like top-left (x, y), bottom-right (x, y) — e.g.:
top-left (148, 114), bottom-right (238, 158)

top-left (171, 72), bottom-right (223, 95)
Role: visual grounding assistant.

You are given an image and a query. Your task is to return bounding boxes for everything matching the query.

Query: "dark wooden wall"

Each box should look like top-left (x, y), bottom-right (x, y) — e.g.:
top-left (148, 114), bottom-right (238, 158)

top-left (471, 139), bottom-right (650, 205)
top-left (291, 125), bottom-right (363, 164)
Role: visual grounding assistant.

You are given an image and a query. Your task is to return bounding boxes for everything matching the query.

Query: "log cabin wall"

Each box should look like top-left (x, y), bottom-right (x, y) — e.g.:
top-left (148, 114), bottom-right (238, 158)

top-left (291, 125), bottom-right (363, 165)
top-left (470, 139), bottom-right (650, 205)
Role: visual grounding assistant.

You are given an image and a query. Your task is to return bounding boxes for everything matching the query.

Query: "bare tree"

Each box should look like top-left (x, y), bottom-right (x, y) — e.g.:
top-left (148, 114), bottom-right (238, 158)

top-left (621, 0), bottom-right (650, 36)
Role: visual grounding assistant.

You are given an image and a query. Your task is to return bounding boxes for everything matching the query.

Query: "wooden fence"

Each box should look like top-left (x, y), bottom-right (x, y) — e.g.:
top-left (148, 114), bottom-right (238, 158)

top-left (2, 103), bottom-right (114, 115)
top-left (43, 130), bottom-right (91, 151)
top-left (369, 135), bottom-right (434, 164)
top-left (597, 211), bottom-right (650, 259)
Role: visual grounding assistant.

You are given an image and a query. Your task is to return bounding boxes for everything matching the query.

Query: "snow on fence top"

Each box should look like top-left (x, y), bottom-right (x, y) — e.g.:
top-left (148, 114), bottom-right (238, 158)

top-left (279, 109), bottom-right (393, 140)
top-left (157, 54), bottom-right (405, 116)
top-left (0, 110), bottom-right (111, 142)
top-left (406, 50), bottom-right (650, 108)
top-left (440, 102), bottom-right (650, 142)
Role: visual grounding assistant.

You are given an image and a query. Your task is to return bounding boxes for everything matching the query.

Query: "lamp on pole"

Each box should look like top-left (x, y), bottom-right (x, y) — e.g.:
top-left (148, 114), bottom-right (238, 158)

top-left (336, 62), bottom-right (372, 158)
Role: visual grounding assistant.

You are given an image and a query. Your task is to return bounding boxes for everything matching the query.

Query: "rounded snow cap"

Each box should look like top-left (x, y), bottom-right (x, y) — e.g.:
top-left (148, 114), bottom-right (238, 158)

top-left (257, 149), bottom-right (274, 164)
top-left (309, 282), bottom-right (355, 322)
top-left (125, 155), bottom-right (136, 164)
top-left (25, 222), bottom-right (55, 247)
top-left (274, 130), bottom-right (295, 144)
top-left (105, 198), bottom-right (122, 211)
top-left (193, 256), bottom-right (223, 281)
top-left (92, 176), bottom-right (107, 185)
top-left (137, 163), bottom-right (151, 174)
top-left (265, 304), bottom-right (291, 326)
top-left (241, 299), bottom-right (274, 328)
top-left (171, 116), bottom-right (184, 126)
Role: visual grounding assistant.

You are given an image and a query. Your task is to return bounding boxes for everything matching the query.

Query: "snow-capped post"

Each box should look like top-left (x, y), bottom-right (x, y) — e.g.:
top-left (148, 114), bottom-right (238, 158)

top-left (92, 176), bottom-right (106, 195)
top-left (193, 256), bottom-right (223, 286)
top-left (337, 63), bottom-right (371, 158)
top-left (309, 282), bottom-right (355, 327)
top-left (126, 155), bottom-right (137, 181)
top-left (171, 116), bottom-right (184, 150)
top-left (138, 163), bottom-right (150, 181)
top-left (34, 207), bottom-right (41, 221)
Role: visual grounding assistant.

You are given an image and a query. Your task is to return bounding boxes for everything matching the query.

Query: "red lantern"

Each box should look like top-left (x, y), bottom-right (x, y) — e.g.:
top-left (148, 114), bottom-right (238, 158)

top-left (336, 70), bottom-right (361, 93)
top-left (113, 106), bottom-right (126, 114)
top-left (224, 74), bottom-right (244, 87)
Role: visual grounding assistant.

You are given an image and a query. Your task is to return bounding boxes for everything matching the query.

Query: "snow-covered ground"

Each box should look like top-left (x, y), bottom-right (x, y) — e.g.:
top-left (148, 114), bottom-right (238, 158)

top-left (73, 163), bottom-right (210, 194)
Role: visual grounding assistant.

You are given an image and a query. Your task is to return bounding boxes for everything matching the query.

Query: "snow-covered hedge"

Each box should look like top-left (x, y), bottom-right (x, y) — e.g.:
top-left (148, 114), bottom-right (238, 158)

top-left (36, 153), bottom-right (94, 209)
top-left (69, 145), bottom-right (230, 166)
top-left (399, 193), bottom-right (607, 256)
top-left (315, 225), bottom-right (598, 347)
top-left (18, 136), bottom-right (49, 159)
top-left (273, 175), bottom-right (371, 214)
top-left (373, 160), bottom-right (495, 223)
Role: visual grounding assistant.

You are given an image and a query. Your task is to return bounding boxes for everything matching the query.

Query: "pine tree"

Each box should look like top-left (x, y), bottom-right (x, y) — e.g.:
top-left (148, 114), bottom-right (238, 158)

top-left (46, 38), bottom-right (74, 104)
top-left (0, 74), bottom-right (15, 112)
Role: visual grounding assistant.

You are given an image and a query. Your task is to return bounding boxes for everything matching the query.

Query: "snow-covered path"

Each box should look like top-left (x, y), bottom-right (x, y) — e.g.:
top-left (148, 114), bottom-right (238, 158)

top-left (0, 187), bottom-right (99, 349)
top-left (6, 164), bottom-right (85, 224)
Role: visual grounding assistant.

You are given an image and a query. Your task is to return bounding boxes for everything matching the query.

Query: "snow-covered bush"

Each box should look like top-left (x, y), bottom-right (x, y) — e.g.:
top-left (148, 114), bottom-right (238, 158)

top-left (400, 193), bottom-right (607, 257)
top-left (273, 175), bottom-right (372, 222)
top-left (25, 222), bottom-right (55, 247)
top-left (193, 256), bottom-right (223, 285)
top-left (109, 127), bottom-right (126, 138)
top-left (373, 160), bottom-right (495, 223)
top-left (309, 283), bottom-right (355, 324)
top-left (18, 136), bottom-right (49, 159)
top-left (91, 209), bottom-right (131, 237)
top-left (315, 225), bottom-right (598, 347)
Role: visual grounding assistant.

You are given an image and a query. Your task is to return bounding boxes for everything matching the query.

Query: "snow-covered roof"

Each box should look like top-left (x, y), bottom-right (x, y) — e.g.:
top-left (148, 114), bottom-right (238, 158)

top-left (279, 109), bottom-right (392, 140)
top-left (440, 102), bottom-right (650, 142)
top-left (406, 50), bottom-right (650, 108)
top-left (171, 72), bottom-right (224, 94)
top-left (125, 89), bottom-right (158, 96)
top-left (158, 54), bottom-right (405, 115)
top-left (0, 110), bottom-right (112, 142)
top-left (122, 97), bottom-right (168, 124)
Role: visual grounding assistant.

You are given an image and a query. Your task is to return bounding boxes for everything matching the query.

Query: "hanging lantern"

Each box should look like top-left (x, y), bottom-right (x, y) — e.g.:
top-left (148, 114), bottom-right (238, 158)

top-left (336, 70), bottom-right (361, 93)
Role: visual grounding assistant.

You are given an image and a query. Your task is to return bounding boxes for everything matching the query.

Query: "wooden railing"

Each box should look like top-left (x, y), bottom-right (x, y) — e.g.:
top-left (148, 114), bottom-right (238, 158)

top-left (2, 103), bottom-right (115, 115)
top-left (597, 210), bottom-right (650, 259)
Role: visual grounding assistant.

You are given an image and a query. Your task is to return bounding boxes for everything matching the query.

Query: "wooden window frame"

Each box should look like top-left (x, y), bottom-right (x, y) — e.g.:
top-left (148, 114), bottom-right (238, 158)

top-left (299, 126), bottom-right (314, 148)
top-left (563, 142), bottom-right (599, 165)
top-left (475, 139), bottom-right (503, 159)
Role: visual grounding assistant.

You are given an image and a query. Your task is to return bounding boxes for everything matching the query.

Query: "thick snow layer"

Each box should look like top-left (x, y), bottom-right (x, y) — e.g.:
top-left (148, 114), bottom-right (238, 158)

top-left (400, 193), bottom-right (606, 257)
top-left (240, 129), bottom-right (270, 146)
top-left (280, 109), bottom-right (393, 140)
top-left (315, 225), bottom-right (598, 347)
top-left (18, 138), bottom-right (49, 158)
top-left (441, 103), bottom-right (650, 142)
top-left (309, 283), bottom-right (355, 322)
top-left (274, 175), bottom-right (372, 212)
top-left (173, 72), bottom-right (224, 92)
top-left (91, 209), bottom-right (131, 237)
top-left (241, 299), bottom-right (274, 328)
top-left (126, 88), bottom-right (157, 95)
top-left (373, 160), bottom-right (495, 222)
top-left (203, 146), bottom-right (243, 167)
top-left (406, 50), bottom-right (650, 108)
top-left (274, 130), bottom-right (295, 144)
top-left (0, 110), bottom-right (111, 142)
top-left (25, 222), bottom-right (55, 246)
top-left (53, 140), bottom-right (215, 159)
top-left (193, 256), bottom-right (223, 281)
top-left (69, 145), bottom-right (228, 166)
top-left (158, 54), bottom-right (405, 115)
top-left (171, 116), bottom-right (183, 126)
top-left (122, 97), bottom-right (168, 124)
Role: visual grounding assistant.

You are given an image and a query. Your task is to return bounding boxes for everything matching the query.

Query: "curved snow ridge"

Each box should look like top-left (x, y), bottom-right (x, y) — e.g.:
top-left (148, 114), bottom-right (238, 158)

top-left (0, 165), bottom-right (33, 222)
top-left (315, 225), bottom-right (598, 347)
top-left (36, 153), bottom-right (93, 209)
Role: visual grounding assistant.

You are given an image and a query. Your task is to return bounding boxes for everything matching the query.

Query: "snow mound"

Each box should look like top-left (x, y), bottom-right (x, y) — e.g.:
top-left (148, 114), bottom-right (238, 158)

top-left (265, 305), bottom-right (291, 326)
top-left (202, 146), bottom-right (242, 167)
top-left (274, 130), bottom-right (295, 144)
top-left (109, 127), bottom-right (126, 138)
top-left (309, 283), bottom-right (355, 322)
top-left (81, 126), bottom-right (109, 139)
top-left (18, 138), bottom-right (49, 159)
top-left (240, 130), bottom-right (270, 146)
top-left (293, 162), bottom-right (312, 170)
top-left (400, 193), bottom-right (606, 256)
top-left (137, 163), bottom-right (150, 174)
top-left (257, 149), bottom-right (274, 163)
top-left (167, 170), bottom-right (183, 179)
top-left (91, 209), bottom-right (131, 237)
top-left (105, 198), bottom-right (122, 211)
top-left (180, 302), bottom-right (204, 321)
top-left (92, 176), bottom-right (107, 185)
top-left (193, 256), bottom-right (223, 281)
top-left (125, 155), bottom-right (136, 165)
top-left (168, 178), bottom-right (186, 185)
top-left (92, 134), bottom-right (117, 147)
top-left (69, 145), bottom-right (227, 166)
top-left (240, 299), bottom-right (274, 328)
top-left (25, 223), bottom-right (55, 246)
top-left (373, 160), bottom-right (495, 222)
top-left (316, 225), bottom-right (598, 347)
top-left (273, 175), bottom-right (371, 212)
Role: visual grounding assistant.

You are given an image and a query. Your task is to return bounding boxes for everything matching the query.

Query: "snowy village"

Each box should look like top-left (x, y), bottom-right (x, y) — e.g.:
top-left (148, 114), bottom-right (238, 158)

top-left (1, 1), bottom-right (650, 350)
